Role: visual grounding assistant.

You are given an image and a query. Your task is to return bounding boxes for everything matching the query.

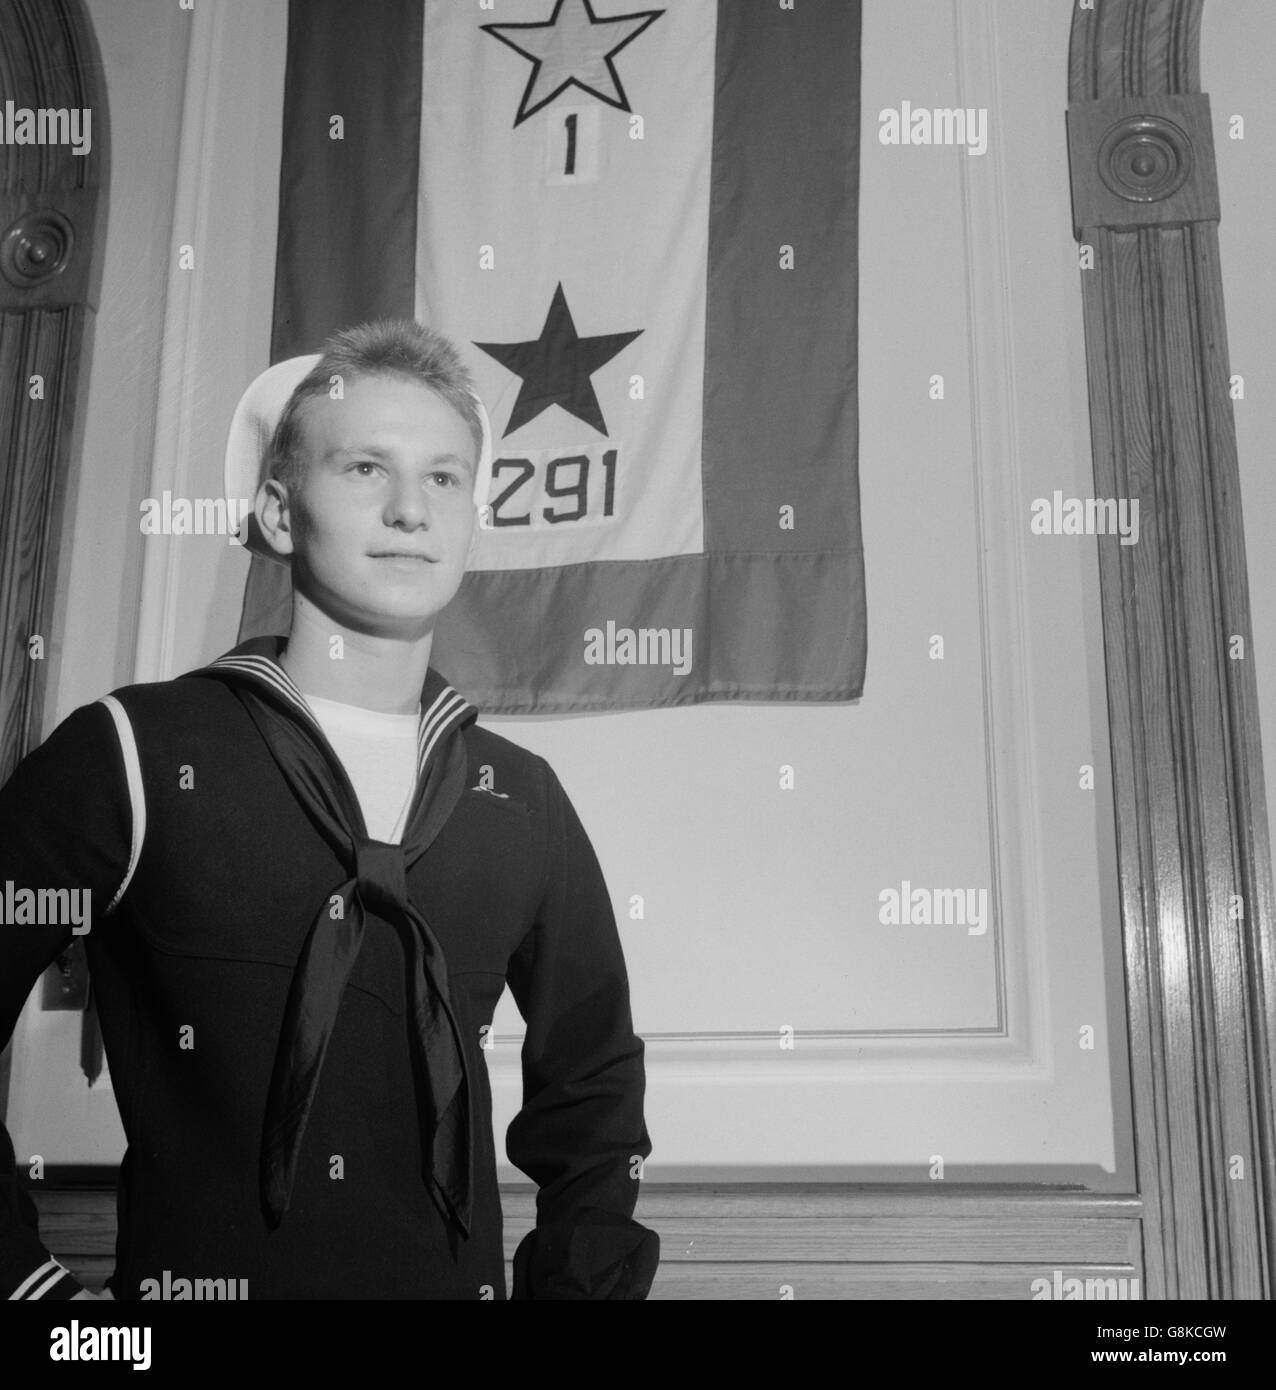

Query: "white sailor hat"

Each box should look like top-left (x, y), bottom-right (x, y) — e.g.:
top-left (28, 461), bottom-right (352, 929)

top-left (224, 353), bottom-right (494, 563)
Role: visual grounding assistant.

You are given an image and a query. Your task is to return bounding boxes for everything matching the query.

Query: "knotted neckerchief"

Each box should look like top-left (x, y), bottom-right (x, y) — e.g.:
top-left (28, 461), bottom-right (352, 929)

top-left (189, 636), bottom-right (478, 1237)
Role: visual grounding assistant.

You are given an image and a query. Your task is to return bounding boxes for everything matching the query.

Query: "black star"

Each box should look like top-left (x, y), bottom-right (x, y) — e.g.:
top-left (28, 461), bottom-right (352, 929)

top-left (475, 283), bottom-right (642, 437)
top-left (482, 0), bottom-right (663, 127)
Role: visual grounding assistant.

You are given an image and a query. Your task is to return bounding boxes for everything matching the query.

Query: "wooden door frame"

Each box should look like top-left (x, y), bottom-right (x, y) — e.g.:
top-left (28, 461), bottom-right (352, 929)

top-left (0, 0), bottom-right (108, 1120)
top-left (1065, 0), bottom-right (1275, 1298)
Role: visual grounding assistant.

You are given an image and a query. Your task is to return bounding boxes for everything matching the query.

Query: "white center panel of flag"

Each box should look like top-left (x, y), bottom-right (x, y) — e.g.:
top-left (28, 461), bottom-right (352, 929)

top-left (415, 0), bottom-right (716, 573)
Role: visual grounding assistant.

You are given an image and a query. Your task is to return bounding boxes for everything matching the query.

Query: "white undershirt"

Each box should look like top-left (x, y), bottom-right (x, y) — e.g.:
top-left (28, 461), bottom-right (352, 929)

top-left (302, 693), bottom-right (420, 845)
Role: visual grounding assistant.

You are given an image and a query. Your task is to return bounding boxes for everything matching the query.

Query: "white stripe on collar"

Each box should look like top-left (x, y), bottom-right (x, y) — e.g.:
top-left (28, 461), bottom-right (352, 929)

top-left (206, 653), bottom-right (318, 726)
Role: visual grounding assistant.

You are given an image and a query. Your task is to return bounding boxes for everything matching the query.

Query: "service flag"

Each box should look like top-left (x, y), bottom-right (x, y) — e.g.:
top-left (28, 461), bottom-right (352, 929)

top-left (242, 0), bottom-right (865, 712)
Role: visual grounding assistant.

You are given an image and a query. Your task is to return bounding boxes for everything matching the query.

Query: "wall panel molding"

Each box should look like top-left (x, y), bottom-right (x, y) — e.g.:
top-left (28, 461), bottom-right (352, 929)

top-left (487, 0), bottom-right (1112, 1179)
top-left (131, 0), bottom-right (232, 686)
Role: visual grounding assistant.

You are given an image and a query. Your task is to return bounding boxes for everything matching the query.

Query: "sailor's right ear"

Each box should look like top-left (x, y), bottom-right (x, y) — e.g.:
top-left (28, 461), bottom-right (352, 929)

top-left (254, 477), bottom-right (298, 563)
top-left (224, 353), bottom-right (322, 558)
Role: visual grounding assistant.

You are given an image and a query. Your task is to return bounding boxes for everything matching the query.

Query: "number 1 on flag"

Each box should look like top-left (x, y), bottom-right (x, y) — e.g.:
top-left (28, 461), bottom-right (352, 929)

top-left (545, 105), bottom-right (600, 185)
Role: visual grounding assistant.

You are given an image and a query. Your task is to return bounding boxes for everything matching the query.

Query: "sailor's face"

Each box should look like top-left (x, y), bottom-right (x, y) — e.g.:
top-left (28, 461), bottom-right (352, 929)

top-left (279, 374), bottom-right (478, 638)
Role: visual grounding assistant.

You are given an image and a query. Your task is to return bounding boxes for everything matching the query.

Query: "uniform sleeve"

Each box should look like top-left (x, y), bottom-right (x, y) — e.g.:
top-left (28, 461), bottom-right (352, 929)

top-left (0, 701), bottom-right (132, 1300)
top-left (504, 759), bottom-right (659, 1300)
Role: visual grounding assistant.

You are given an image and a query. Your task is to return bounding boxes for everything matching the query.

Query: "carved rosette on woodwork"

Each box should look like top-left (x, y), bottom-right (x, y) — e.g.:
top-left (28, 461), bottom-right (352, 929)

top-left (1097, 114), bottom-right (1192, 203)
top-left (0, 209), bottom-right (77, 290)
top-left (0, 0), bottom-right (103, 315)
top-left (1067, 94), bottom-right (1218, 234)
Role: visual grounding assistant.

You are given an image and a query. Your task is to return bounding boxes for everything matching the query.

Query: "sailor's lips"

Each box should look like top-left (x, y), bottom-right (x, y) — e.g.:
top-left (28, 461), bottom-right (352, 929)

top-left (368, 551), bottom-right (438, 571)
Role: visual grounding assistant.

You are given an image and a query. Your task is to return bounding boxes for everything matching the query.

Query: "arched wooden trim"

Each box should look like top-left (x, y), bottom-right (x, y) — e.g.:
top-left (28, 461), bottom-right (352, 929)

top-left (0, 0), bottom-right (108, 772)
top-left (0, 0), bottom-right (108, 1116)
top-left (1067, 0), bottom-right (1275, 1298)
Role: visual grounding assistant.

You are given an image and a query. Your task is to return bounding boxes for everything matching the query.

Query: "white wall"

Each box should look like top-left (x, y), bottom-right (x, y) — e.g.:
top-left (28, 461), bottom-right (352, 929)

top-left (480, 0), bottom-right (1130, 1182)
top-left (16, 0), bottom-right (1271, 1187)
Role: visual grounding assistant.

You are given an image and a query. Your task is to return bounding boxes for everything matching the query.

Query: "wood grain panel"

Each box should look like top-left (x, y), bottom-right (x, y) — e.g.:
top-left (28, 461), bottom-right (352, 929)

top-left (34, 1184), bottom-right (1143, 1300)
top-left (1068, 0), bottom-right (1276, 1298)
top-left (0, 308), bottom-right (80, 785)
top-left (645, 1264), bottom-right (1143, 1301)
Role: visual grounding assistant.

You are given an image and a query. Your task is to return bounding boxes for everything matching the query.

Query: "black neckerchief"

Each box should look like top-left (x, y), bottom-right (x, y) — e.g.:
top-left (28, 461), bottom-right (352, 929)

top-left (190, 636), bottom-right (477, 1238)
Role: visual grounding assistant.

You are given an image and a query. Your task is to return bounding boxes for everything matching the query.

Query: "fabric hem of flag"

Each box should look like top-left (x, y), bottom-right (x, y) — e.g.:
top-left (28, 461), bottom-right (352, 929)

top-left (479, 687), bottom-right (865, 717)
top-left (431, 547), bottom-right (866, 714)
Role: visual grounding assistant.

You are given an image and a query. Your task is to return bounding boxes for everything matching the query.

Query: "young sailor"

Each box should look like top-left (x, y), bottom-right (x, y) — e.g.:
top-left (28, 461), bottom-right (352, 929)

top-left (0, 320), bottom-right (657, 1300)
